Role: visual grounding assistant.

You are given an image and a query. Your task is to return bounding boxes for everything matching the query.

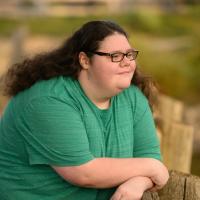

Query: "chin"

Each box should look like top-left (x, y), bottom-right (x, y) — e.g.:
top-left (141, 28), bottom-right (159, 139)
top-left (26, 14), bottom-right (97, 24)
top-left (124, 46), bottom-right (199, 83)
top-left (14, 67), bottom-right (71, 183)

top-left (119, 81), bottom-right (132, 89)
top-left (116, 83), bottom-right (131, 93)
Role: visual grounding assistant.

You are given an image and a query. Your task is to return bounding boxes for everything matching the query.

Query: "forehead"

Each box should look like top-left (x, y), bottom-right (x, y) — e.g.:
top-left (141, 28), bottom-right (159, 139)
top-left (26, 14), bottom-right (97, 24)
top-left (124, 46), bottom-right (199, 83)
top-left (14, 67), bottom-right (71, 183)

top-left (98, 33), bottom-right (131, 51)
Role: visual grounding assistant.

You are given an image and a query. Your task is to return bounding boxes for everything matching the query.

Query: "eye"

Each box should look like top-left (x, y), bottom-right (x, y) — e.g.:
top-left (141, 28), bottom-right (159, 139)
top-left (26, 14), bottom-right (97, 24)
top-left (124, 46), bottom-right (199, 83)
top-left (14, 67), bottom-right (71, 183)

top-left (111, 53), bottom-right (122, 59)
top-left (126, 51), bottom-right (134, 58)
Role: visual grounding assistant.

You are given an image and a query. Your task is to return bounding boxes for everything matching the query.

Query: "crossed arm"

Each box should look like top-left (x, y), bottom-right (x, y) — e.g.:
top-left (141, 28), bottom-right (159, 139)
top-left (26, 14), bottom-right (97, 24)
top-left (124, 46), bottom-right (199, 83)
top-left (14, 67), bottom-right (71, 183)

top-left (52, 100), bottom-right (169, 198)
top-left (52, 157), bottom-right (169, 189)
top-left (27, 96), bottom-right (169, 198)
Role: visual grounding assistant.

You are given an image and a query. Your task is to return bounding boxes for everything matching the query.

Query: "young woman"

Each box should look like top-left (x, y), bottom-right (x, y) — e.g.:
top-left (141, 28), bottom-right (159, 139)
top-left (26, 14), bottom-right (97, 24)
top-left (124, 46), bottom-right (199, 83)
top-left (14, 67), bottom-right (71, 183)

top-left (0, 20), bottom-right (169, 200)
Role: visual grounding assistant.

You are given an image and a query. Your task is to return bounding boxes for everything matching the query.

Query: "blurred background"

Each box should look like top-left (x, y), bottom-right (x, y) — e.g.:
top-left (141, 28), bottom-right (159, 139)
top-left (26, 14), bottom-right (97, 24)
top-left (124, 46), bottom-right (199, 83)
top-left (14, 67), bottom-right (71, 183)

top-left (0, 0), bottom-right (199, 175)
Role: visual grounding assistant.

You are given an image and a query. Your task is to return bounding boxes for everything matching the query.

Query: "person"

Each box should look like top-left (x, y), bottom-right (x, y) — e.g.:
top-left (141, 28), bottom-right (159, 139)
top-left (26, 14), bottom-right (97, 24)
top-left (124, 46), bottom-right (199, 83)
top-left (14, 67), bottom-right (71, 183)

top-left (0, 20), bottom-right (169, 200)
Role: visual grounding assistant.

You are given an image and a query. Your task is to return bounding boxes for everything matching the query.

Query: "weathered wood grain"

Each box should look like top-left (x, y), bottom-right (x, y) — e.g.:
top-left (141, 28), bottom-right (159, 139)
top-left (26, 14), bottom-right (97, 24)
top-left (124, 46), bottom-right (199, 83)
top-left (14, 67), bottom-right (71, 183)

top-left (185, 173), bottom-right (200, 200)
top-left (142, 171), bottom-right (200, 200)
top-left (161, 122), bottom-right (194, 173)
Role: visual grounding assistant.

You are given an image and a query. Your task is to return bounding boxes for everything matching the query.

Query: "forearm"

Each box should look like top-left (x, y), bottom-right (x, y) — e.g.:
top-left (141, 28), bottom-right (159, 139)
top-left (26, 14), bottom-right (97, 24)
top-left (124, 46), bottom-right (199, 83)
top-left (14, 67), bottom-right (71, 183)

top-left (110, 176), bottom-right (154, 200)
top-left (84, 158), bottom-right (157, 188)
top-left (53, 157), bottom-right (164, 188)
top-left (131, 176), bottom-right (154, 191)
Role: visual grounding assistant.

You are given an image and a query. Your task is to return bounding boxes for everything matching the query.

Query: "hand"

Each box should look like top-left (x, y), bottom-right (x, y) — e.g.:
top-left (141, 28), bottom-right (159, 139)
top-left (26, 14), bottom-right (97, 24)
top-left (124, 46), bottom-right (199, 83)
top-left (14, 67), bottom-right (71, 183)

top-left (149, 159), bottom-right (169, 190)
top-left (110, 176), bottom-right (154, 200)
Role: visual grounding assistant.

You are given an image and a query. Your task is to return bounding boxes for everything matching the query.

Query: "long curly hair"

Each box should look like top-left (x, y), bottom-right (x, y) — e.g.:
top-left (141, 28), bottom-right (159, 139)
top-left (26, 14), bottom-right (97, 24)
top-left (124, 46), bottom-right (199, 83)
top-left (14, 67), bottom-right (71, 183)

top-left (2, 20), bottom-right (157, 108)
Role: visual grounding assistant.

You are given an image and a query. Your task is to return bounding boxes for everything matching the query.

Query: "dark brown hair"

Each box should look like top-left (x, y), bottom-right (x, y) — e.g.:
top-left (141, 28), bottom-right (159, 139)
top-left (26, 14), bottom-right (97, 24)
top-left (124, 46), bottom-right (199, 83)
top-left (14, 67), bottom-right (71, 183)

top-left (2, 20), bottom-right (157, 108)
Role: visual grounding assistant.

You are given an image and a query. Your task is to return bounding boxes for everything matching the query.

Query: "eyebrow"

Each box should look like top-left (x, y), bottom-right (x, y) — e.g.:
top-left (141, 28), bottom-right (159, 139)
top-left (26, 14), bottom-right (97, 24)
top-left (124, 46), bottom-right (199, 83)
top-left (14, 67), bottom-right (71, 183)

top-left (104, 48), bottom-right (135, 54)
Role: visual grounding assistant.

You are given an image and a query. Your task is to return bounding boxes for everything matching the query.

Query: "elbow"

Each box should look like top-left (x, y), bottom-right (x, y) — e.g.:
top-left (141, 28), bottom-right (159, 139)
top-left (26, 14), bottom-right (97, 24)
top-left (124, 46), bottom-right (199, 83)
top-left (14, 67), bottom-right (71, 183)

top-left (69, 173), bottom-right (96, 188)
top-left (78, 178), bottom-right (97, 188)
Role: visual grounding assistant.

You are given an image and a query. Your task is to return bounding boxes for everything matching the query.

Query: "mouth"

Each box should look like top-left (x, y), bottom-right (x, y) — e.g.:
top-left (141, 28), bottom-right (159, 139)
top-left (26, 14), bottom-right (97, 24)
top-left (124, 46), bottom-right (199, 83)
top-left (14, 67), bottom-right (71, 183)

top-left (118, 71), bottom-right (132, 75)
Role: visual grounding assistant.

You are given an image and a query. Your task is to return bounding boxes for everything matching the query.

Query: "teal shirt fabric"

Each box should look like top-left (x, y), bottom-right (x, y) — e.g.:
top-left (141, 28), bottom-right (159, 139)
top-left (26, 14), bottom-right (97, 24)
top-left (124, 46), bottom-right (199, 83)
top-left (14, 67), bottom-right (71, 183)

top-left (0, 76), bottom-right (161, 200)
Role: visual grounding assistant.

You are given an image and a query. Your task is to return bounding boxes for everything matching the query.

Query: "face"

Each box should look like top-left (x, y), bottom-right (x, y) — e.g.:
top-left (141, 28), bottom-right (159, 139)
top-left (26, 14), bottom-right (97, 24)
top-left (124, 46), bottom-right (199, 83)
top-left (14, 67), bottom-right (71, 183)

top-left (81, 33), bottom-right (137, 97)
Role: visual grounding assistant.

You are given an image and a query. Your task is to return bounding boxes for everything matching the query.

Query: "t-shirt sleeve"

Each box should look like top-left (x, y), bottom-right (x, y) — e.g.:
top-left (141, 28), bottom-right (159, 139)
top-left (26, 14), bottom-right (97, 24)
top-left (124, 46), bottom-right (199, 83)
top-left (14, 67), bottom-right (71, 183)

top-left (132, 88), bottom-right (161, 160)
top-left (19, 96), bottom-right (94, 166)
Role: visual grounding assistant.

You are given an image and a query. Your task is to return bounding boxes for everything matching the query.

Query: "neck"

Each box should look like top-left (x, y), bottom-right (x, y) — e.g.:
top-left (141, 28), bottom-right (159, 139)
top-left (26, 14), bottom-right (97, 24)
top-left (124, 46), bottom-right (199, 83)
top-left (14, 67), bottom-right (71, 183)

top-left (78, 72), bottom-right (111, 109)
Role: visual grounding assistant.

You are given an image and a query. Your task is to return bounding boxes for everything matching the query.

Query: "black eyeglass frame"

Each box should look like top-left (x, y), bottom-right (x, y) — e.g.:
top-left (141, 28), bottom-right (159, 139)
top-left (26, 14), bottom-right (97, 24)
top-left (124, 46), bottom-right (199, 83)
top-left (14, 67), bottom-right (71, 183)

top-left (88, 50), bottom-right (139, 62)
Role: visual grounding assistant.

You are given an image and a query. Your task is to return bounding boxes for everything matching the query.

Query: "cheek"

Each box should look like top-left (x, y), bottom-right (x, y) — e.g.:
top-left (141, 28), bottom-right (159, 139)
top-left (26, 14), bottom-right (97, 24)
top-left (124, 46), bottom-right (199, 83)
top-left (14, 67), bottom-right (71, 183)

top-left (102, 67), bottom-right (118, 83)
top-left (131, 61), bottom-right (137, 71)
top-left (92, 61), bottom-right (117, 78)
top-left (96, 69), bottom-right (115, 83)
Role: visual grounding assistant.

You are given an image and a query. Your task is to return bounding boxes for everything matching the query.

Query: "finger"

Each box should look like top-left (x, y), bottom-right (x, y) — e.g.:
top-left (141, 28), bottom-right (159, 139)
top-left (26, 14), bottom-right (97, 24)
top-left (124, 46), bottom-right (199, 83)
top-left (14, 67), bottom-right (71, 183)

top-left (149, 186), bottom-right (157, 192)
top-left (149, 184), bottom-right (161, 192)
top-left (119, 195), bottom-right (124, 200)
top-left (110, 194), bottom-right (122, 200)
top-left (110, 192), bottom-right (122, 200)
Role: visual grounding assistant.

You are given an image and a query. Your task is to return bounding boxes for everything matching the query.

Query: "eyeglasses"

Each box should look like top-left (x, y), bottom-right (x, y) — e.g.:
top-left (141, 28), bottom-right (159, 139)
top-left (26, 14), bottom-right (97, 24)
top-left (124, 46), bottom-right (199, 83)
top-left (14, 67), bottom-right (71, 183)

top-left (89, 49), bottom-right (139, 62)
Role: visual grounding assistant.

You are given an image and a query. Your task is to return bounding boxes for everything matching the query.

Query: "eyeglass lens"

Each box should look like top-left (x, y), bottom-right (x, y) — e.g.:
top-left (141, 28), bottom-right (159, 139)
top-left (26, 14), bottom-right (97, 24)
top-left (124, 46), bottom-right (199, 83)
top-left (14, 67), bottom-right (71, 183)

top-left (111, 51), bottom-right (138, 62)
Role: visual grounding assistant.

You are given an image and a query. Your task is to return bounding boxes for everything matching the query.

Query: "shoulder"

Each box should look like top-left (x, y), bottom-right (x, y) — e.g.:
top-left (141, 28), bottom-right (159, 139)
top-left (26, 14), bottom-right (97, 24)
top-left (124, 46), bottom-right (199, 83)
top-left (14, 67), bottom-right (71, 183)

top-left (121, 84), bottom-right (149, 107)
top-left (118, 85), bottom-right (151, 122)
top-left (29, 76), bottom-right (73, 99)
top-left (16, 76), bottom-right (75, 102)
top-left (9, 76), bottom-right (79, 116)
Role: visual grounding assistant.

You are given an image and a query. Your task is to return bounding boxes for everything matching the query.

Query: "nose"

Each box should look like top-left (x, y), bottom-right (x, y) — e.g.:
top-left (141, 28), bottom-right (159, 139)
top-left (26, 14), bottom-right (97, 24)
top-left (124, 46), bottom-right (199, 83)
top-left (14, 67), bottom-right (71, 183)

top-left (119, 56), bottom-right (132, 68)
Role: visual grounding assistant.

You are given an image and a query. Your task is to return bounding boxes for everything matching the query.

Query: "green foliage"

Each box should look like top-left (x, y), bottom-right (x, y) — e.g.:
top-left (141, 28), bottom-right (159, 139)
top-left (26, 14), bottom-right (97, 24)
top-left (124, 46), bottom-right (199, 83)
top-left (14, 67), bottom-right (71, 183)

top-left (0, 6), bottom-right (199, 104)
top-left (0, 18), bottom-right (20, 37)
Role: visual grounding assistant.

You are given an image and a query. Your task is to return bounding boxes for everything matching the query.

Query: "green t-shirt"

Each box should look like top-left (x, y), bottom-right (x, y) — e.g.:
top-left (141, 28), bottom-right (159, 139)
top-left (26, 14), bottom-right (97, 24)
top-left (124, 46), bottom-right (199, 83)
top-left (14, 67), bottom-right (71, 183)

top-left (0, 76), bottom-right (161, 200)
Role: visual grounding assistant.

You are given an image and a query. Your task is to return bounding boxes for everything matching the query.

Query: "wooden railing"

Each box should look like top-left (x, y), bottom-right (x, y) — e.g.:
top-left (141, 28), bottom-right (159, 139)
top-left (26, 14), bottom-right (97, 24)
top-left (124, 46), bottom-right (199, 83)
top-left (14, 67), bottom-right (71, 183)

top-left (143, 170), bottom-right (200, 200)
top-left (154, 94), bottom-right (194, 173)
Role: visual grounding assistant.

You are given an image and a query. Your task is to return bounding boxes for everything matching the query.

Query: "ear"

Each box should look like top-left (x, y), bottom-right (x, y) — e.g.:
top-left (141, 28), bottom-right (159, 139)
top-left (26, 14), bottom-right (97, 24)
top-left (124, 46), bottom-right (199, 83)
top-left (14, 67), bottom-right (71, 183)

top-left (79, 52), bottom-right (90, 70)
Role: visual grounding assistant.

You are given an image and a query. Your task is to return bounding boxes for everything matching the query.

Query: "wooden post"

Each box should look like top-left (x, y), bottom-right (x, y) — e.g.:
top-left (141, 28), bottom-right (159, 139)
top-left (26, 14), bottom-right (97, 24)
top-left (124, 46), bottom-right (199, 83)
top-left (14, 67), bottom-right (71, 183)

top-left (142, 171), bottom-right (200, 200)
top-left (185, 174), bottom-right (200, 199)
top-left (158, 170), bottom-right (186, 199)
top-left (10, 26), bottom-right (28, 65)
top-left (154, 94), bottom-right (194, 173)
top-left (157, 94), bottom-right (184, 122)
top-left (161, 122), bottom-right (194, 173)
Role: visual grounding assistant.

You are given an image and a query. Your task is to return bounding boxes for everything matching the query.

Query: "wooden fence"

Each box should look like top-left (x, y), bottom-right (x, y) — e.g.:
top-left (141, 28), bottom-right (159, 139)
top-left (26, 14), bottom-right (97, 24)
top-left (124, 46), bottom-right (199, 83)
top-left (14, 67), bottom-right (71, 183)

top-left (154, 94), bottom-right (194, 173)
top-left (142, 170), bottom-right (200, 200)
